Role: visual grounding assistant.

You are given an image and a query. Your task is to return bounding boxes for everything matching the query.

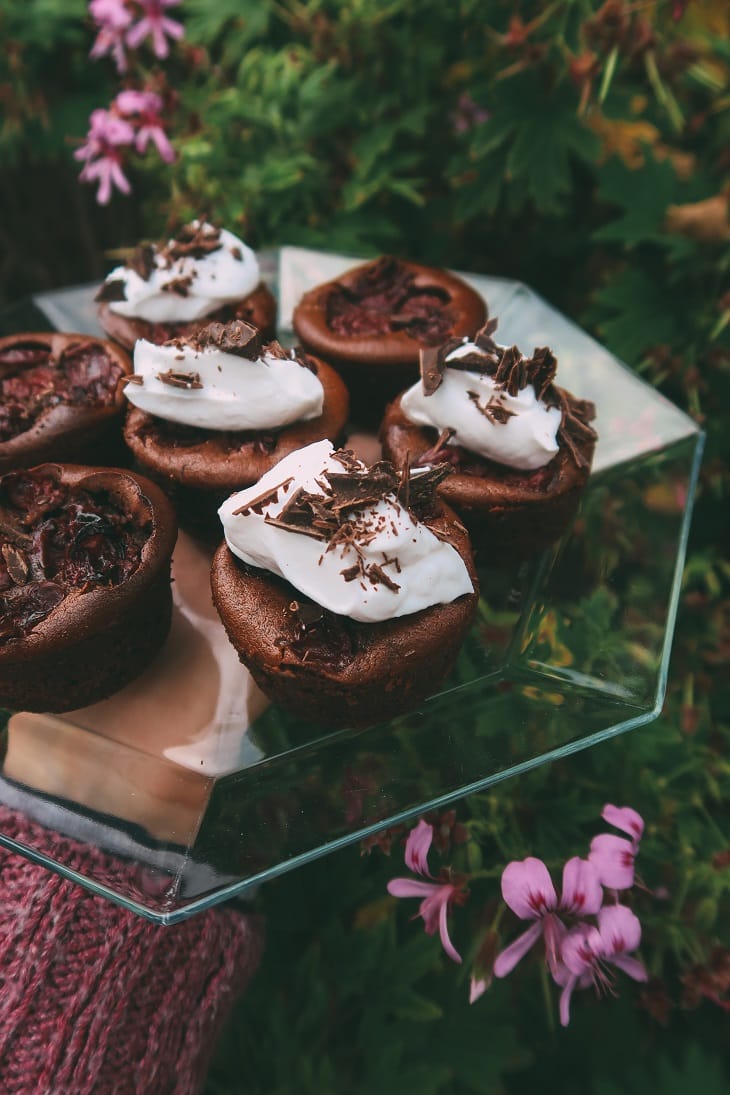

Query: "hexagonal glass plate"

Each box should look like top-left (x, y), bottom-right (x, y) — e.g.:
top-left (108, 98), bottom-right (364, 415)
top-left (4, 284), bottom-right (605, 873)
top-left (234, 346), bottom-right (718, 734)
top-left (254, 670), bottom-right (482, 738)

top-left (0, 248), bottom-right (702, 923)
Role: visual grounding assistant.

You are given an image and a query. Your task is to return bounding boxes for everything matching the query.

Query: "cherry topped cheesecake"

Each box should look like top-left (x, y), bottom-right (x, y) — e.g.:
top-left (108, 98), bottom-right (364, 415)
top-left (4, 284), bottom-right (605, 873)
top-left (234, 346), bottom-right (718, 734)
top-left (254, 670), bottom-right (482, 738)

top-left (0, 463), bottom-right (177, 713)
top-left (211, 439), bottom-right (479, 728)
top-left (0, 332), bottom-right (131, 473)
top-left (292, 256), bottom-right (487, 421)
top-left (96, 219), bottom-right (277, 349)
top-left (380, 321), bottom-right (598, 560)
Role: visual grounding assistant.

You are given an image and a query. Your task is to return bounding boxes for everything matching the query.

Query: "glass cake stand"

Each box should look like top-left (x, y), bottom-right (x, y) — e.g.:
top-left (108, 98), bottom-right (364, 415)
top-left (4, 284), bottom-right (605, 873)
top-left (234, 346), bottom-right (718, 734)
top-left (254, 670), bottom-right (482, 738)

top-left (0, 248), bottom-right (703, 923)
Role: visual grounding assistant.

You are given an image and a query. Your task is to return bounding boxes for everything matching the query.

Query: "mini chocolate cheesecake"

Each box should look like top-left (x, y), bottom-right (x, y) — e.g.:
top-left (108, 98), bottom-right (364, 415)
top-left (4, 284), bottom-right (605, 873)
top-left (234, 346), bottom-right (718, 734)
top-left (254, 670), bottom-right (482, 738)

top-left (381, 324), bottom-right (598, 561)
top-left (0, 464), bottom-right (177, 713)
top-left (0, 333), bottom-right (132, 473)
top-left (292, 256), bottom-right (487, 421)
top-left (97, 220), bottom-right (277, 350)
top-left (212, 445), bottom-right (479, 729)
top-left (123, 320), bottom-right (350, 534)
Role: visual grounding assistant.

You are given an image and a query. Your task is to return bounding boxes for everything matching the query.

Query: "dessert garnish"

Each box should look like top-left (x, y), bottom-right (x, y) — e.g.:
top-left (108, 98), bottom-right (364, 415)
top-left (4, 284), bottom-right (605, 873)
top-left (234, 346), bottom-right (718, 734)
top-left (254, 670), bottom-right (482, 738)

top-left (405, 322), bottom-right (597, 472)
top-left (0, 468), bottom-right (148, 643)
top-left (218, 440), bottom-right (473, 622)
top-left (0, 339), bottom-right (125, 443)
top-left (326, 256), bottom-right (453, 345)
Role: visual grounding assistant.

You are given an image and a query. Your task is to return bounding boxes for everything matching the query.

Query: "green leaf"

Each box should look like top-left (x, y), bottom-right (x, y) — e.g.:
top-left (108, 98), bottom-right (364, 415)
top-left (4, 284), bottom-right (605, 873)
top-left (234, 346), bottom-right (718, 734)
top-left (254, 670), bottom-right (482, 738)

top-left (594, 153), bottom-right (678, 245)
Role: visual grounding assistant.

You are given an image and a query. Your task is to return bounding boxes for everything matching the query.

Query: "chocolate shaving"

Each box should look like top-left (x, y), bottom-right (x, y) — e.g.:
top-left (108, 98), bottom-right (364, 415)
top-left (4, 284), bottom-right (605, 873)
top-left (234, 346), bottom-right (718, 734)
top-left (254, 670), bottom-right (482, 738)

top-left (128, 243), bottom-right (157, 281)
top-left (166, 222), bottom-right (222, 261)
top-left (230, 246), bottom-right (243, 260)
top-left (232, 477), bottom-right (294, 516)
top-left (2, 543), bottom-right (28, 585)
top-left (557, 392), bottom-right (598, 469)
top-left (467, 389), bottom-right (516, 426)
top-left (161, 275), bottom-right (194, 297)
top-left (194, 319), bottom-right (261, 360)
top-left (404, 464), bottom-right (452, 516)
top-left (94, 279), bottom-right (127, 303)
top-left (121, 374), bottom-right (144, 386)
top-left (156, 369), bottom-right (204, 390)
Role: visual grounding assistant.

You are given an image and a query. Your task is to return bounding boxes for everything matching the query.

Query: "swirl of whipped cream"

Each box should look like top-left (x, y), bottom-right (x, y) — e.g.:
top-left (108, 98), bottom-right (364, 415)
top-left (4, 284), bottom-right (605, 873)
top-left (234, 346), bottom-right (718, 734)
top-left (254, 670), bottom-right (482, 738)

top-left (125, 338), bottom-right (324, 431)
top-left (401, 339), bottom-right (562, 471)
top-left (103, 222), bottom-right (260, 323)
top-left (218, 440), bottom-right (474, 623)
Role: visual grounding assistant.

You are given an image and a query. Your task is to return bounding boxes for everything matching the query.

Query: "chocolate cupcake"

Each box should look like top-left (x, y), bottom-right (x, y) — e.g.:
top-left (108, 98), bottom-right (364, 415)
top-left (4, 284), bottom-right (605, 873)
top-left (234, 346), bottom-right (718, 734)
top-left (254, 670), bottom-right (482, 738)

top-left (96, 220), bottom-right (277, 350)
top-left (212, 440), bottom-right (478, 728)
top-left (380, 322), bottom-right (598, 561)
top-left (0, 333), bottom-right (131, 473)
top-left (123, 319), bottom-right (350, 533)
top-left (292, 255), bottom-right (487, 422)
top-left (0, 463), bottom-right (177, 713)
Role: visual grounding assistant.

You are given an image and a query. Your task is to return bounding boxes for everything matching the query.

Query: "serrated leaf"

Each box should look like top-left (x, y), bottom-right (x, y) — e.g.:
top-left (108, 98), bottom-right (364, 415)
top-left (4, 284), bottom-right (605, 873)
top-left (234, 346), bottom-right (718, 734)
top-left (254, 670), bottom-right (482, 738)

top-left (594, 153), bottom-right (678, 245)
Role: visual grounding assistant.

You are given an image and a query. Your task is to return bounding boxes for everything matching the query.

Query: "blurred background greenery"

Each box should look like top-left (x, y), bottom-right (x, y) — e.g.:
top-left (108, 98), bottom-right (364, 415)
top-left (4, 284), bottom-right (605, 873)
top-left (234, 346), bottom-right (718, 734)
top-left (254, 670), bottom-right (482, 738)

top-left (1, 0), bottom-right (728, 1090)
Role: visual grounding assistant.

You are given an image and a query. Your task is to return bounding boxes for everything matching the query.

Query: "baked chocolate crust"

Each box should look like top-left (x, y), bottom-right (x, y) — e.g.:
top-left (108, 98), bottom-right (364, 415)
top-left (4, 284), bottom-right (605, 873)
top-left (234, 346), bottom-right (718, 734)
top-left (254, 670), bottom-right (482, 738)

top-left (0, 333), bottom-right (132, 473)
top-left (98, 282), bottom-right (278, 350)
top-left (293, 257), bottom-right (487, 368)
top-left (0, 463), bottom-right (177, 712)
top-left (380, 393), bottom-right (597, 561)
top-left (293, 257), bottom-right (486, 422)
top-left (210, 502), bottom-right (478, 729)
top-left (123, 352), bottom-right (350, 495)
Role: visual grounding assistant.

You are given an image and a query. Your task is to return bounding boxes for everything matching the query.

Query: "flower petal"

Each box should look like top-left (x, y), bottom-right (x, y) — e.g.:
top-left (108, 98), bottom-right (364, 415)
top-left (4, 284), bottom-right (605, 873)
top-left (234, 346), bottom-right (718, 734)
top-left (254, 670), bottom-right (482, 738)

top-left (560, 924), bottom-right (601, 976)
top-left (561, 856), bottom-right (603, 916)
top-left (559, 976), bottom-right (578, 1027)
top-left (597, 904), bottom-right (642, 955)
top-left (493, 920), bottom-right (543, 978)
top-left (589, 833), bottom-right (636, 890)
top-left (501, 857), bottom-right (558, 920)
top-left (404, 819), bottom-right (434, 877)
top-left (602, 804), bottom-right (644, 845)
top-left (610, 954), bottom-right (648, 982)
top-left (387, 877), bottom-right (439, 899)
top-left (469, 976), bottom-right (487, 1004)
top-left (438, 892), bottom-right (462, 964)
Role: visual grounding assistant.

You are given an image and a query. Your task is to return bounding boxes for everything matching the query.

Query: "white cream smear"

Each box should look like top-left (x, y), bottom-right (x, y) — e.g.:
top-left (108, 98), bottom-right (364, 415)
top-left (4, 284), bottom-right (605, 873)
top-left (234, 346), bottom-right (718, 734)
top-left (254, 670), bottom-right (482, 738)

top-left (401, 339), bottom-right (562, 471)
top-left (104, 223), bottom-right (260, 323)
top-left (125, 339), bottom-right (324, 431)
top-left (218, 440), bottom-right (474, 623)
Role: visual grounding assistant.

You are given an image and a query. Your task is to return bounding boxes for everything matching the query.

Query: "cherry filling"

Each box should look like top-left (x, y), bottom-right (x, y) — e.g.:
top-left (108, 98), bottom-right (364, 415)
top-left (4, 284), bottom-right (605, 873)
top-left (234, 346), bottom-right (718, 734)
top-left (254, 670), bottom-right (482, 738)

top-left (0, 340), bottom-right (124, 443)
top-left (415, 432), bottom-right (558, 490)
top-left (0, 470), bottom-right (148, 643)
top-left (326, 258), bottom-right (453, 345)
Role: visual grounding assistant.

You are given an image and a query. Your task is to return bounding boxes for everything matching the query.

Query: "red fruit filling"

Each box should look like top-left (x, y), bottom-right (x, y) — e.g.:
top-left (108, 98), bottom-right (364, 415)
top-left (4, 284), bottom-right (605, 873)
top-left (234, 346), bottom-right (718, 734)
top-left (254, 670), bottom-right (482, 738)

top-left (326, 258), bottom-right (453, 345)
top-left (415, 433), bottom-right (558, 490)
top-left (0, 469), bottom-right (149, 643)
top-left (0, 340), bottom-right (124, 443)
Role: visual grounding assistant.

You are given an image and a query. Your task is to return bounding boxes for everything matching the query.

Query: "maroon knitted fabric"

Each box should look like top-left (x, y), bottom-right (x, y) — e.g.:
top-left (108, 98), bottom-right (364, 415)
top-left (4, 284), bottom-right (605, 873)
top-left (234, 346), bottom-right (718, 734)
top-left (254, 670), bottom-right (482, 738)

top-left (0, 808), bottom-right (263, 1094)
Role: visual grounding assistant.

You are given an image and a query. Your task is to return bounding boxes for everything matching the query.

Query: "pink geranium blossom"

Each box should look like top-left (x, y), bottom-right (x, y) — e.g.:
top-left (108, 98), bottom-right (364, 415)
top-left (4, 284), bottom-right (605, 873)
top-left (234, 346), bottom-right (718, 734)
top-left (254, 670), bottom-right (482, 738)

top-left (75, 109), bottom-right (134, 204)
top-left (387, 821), bottom-right (468, 964)
top-left (493, 857), bottom-right (603, 979)
top-left (126, 0), bottom-right (184, 59)
top-left (113, 90), bottom-right (175, 163)
top-left (555, 905), bottom-right (648, 1026)
top-left (89, 0), bottom-right (133, 72)
top-left (589, 804), bottom-right (644, 890)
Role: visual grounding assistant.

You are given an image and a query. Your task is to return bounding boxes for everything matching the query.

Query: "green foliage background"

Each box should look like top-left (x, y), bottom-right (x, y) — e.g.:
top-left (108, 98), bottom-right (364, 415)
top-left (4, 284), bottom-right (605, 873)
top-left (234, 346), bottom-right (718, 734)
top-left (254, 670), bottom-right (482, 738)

top-left (1, 0), bottom-right (729, 1090)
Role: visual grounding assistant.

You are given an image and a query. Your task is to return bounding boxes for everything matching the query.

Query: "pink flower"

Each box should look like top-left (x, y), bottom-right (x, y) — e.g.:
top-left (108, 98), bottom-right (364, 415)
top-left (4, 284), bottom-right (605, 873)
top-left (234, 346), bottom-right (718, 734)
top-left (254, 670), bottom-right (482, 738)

top-left (469, 976), bottom-right (488, 1004)
top-left (555, 905), bottom-right (648, 1026)
top-left (589, 804), bottom-right (644, 890)
top-left (387, 821), bottom-right (467, 964)
top-left (493, 857), bottom-right (603, 979)
top-left (113, 90), bottom-right (175, 163)
top-left (89, 0), bottom-right (133, 72)
top-left (75, 109), bottom-right (135, 204)
top-left (126, 0), bottom-right (184, 59)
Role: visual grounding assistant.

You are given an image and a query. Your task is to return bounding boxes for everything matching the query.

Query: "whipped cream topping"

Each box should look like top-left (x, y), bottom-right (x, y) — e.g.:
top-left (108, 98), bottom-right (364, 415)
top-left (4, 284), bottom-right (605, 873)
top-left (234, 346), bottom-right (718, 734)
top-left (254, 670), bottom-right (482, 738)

top-left (125, 335), bottom-right (324, 431)
top-left (218, 440), bottom-right (474, 623)
top-left (102, 222), bottom-right (260, 323)
top-left (401, 338), bottom-right (562, 471)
